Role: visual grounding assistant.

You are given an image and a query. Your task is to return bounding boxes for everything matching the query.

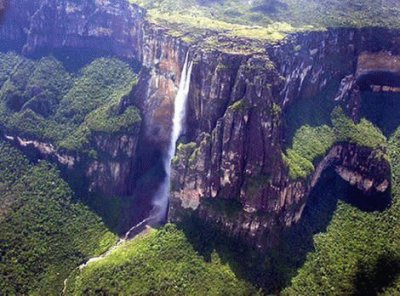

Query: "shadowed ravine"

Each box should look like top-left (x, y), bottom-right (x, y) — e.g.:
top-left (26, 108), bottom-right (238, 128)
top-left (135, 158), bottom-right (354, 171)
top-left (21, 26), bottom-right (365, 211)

top-left (62, 54), bottom-right (194, 290)
top-left (126, 52), bottom-right (194, 233)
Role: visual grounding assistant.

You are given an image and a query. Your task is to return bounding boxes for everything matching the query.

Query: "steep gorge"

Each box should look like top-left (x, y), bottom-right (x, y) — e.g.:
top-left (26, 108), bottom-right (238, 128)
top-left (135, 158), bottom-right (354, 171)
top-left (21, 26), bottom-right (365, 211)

top-left (0, 0), bottom-right (398, 251)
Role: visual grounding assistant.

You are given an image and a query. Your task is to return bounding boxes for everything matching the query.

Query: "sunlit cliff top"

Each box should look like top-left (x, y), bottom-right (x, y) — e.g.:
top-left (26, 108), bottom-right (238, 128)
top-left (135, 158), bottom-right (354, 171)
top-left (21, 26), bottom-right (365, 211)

top-left (130, 0), bottom-right (400, 52)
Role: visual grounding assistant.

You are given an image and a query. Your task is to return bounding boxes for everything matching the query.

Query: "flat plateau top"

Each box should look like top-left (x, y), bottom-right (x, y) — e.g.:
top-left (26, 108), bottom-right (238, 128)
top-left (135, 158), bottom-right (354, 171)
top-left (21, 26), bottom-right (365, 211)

top-left (131, 0), bottom-right (400, 52)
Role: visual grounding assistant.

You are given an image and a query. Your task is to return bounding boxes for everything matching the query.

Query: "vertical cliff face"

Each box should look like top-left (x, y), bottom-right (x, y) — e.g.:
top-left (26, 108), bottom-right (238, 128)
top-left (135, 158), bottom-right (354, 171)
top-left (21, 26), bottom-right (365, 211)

top-left (0, 0), bottom-right (39, 49)
top-left (270, 28), bottom-right (400, 122)
top-left (0, 0), bottom-right (144, 58)
top-left (84, 132), bottom-right (140, 196)
top-left (170, 48), bottom-right (304, 249)
top-left (172, 52), bottom-right (285, 209)
top-left (135, 27), bottom-right (188, 149)
top-left (170, 28), bottom-right (399, 250)
top-left (310, 144), bottom-right (390, 195)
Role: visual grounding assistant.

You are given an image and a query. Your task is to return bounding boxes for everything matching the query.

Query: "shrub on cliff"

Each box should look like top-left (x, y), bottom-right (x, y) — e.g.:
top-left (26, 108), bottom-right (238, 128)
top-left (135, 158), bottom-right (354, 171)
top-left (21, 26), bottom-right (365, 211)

top-left (282, 126), bottom-right (400, 295)
top-left (283, 125), bottom-right (334, 179)
top-left (331, 107), bottom-right (386, 149)
top-left (284, 109), bottom-right (386, 180)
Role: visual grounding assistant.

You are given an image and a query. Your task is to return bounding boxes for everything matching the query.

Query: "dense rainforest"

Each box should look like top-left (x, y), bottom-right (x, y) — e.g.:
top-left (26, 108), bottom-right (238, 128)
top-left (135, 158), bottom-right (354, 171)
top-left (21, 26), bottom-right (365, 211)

top-left (1, 0), bottom-right (400, 295)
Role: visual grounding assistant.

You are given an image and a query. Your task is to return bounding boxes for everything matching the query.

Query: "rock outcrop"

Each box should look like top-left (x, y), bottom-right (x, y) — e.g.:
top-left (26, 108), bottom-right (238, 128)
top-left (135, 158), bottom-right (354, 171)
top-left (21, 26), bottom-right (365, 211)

top-left (2, 127), bottom-right (140, 198)
top-left (311, 144), bottom-right (390, 195)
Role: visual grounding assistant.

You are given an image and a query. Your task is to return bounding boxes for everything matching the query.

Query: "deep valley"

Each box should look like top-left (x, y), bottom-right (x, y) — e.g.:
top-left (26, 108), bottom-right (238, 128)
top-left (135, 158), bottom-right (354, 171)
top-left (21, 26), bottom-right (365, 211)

top-left (1, 0), bottom-right (400, 295)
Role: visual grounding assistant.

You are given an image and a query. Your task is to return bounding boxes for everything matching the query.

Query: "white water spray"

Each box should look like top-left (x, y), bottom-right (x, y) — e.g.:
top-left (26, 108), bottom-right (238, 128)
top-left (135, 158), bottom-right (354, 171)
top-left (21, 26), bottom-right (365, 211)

top-left (152, 53), bottom-right (193, 222)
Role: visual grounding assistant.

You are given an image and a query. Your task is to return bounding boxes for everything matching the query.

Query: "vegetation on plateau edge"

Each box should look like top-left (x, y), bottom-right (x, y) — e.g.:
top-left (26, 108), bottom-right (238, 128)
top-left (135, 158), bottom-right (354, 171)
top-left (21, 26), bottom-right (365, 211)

top-left (283, 107), bottom-right (386, 180)
top-left (0, 52), bottom-right (141, 156)
top-left (131, 0), bottom-right (400, 49)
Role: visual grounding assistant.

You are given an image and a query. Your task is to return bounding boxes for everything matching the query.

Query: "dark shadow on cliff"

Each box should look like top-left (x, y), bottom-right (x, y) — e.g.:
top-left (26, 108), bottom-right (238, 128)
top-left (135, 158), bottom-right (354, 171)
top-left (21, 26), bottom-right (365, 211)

top-left (55, 148), bottom-right (164, 236)
top-left (360, 90), bottom-right (400, 137)
top-left (176, 166), bottom-right (391, 293)
top-left (343, 182), bottom-right (391, 212)
top-left (24, 47), bottom-right (141, 73)
top-left (176, 213), bottom-right (271, 291)
top-left (126, 149), bottom-right (166, 229)
top-left (353, 253), bottom-right (400, 296)
top-left (268, 167), bottom-right (391, 290)
top-left (176, 211), bottom-right (284, 293)
top-left (82, 146), bottom-right (166, 235)
top-left (283, 80), bottom-right (340, 147)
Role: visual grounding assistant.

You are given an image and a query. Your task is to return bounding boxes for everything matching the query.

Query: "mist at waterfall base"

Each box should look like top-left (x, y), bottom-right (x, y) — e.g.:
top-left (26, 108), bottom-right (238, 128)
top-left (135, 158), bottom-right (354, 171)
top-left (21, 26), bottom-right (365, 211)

top-left (152, 54), bottom-right (193, 224)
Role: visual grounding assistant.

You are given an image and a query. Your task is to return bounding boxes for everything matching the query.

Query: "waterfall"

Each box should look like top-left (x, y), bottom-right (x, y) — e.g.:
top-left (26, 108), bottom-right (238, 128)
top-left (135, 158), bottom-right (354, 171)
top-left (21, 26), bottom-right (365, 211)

top-left (62, 54), bottom-right (193, 292)
top-left (152, 53), bottom-right (193, 223)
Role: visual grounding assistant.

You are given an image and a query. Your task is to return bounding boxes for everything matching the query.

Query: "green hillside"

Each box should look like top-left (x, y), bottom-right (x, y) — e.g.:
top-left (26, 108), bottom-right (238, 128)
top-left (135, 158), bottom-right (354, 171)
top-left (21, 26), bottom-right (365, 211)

top-left (0, 53), bottom-right (141, 155)
top-left (66, 224), bottom-right (258, 295)
top-left (0, 141), bottom-right (116, 295)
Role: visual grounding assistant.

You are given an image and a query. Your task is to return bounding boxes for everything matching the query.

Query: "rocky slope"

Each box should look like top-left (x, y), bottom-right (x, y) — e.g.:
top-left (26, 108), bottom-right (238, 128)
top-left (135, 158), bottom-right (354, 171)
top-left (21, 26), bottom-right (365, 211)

top-left (0, 0), bottom-right (398, 248)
